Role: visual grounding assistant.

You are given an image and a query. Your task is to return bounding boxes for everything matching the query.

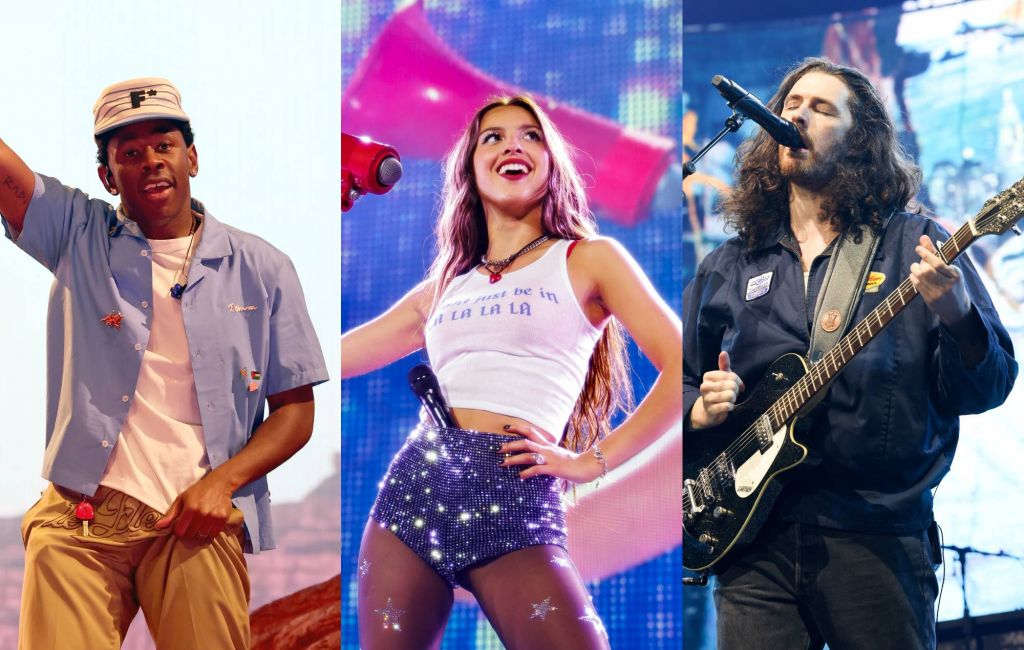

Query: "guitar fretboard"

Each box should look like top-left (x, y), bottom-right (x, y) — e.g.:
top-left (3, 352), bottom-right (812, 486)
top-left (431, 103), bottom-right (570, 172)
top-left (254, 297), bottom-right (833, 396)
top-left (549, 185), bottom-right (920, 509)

top-left (765, 220), bottom-right (978, 431)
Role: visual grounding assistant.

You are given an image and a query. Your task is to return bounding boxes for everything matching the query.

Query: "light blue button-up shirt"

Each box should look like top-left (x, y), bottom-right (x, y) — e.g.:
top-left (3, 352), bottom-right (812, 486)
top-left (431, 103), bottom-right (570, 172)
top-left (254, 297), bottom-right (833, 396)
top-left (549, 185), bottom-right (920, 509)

top-left (3, 174), bottom-right (329, 553)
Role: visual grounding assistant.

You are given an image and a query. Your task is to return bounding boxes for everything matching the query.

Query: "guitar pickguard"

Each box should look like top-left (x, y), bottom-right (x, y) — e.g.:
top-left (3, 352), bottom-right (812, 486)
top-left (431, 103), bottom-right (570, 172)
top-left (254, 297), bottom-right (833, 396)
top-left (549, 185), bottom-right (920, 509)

top-left (683, 353), bottom-right (809, 573)
top-left (733, 422), bottom-right (788, 498)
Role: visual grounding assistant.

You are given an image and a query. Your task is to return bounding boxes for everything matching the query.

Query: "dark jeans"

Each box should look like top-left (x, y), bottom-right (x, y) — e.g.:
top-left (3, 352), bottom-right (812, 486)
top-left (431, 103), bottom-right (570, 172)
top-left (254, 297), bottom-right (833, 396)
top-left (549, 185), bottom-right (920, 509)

top-left (714, 521), bottom-right (939, 650)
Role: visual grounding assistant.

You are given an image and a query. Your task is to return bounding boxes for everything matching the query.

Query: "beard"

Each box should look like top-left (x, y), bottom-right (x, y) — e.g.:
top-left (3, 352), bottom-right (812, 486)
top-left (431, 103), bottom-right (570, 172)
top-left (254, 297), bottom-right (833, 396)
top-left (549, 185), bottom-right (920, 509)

top-left (779, 140), bottom-right (846, 192)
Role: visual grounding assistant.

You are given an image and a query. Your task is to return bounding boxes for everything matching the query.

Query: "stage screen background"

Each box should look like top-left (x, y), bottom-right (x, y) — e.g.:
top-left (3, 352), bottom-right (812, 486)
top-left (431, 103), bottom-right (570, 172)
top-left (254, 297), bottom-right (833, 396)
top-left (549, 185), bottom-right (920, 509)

top-left (343, 1), bottom-right (683, 647)
top-left (683, 0), bottom-right (1024, 646)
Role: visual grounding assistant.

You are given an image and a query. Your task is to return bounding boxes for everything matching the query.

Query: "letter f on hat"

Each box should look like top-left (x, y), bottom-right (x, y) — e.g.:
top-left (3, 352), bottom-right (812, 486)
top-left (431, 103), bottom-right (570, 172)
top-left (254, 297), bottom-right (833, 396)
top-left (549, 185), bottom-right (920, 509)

top-left (129, 89), bottom-right (158, 109)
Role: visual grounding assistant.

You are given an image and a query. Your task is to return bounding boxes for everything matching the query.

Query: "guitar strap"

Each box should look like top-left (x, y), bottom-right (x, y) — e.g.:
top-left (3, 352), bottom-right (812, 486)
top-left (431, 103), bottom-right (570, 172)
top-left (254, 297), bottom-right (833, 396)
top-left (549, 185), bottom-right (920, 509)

top-left (808, 213), bottom-right (892, 363)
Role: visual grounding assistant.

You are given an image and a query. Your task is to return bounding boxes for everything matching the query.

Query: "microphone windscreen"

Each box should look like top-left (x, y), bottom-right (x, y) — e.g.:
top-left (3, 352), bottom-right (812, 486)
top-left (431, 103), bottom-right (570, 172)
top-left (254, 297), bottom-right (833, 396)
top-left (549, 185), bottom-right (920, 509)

top-left (711, 75), bottom-right (742, 102)
top-left (377, 156), bottom-right (403, 187)
top-left (408, 364), bottom-right (438, 396)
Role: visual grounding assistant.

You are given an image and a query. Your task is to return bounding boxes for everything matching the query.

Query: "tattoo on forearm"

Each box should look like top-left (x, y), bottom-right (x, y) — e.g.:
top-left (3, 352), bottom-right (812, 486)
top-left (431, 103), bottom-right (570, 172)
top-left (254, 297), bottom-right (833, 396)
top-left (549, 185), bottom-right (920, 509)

top-left (2, 175), bottom-right (29, 206)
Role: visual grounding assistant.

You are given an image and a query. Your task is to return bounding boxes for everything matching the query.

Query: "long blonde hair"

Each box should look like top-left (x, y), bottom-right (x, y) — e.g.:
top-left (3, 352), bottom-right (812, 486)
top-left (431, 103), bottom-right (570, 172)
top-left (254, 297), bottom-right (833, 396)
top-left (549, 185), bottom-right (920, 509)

top-left (427, 96), bottom-right (633, 452)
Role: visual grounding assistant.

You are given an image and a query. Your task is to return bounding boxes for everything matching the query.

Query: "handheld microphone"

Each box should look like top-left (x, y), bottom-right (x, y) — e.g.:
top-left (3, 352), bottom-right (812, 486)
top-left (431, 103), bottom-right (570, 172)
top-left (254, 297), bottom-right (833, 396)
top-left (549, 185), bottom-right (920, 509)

top-left (408, 364), bottom-right (456, 429)
top-left (711, 75), bottom-right (806, 149)
top-left (342, 132), bottom-right (403, 212)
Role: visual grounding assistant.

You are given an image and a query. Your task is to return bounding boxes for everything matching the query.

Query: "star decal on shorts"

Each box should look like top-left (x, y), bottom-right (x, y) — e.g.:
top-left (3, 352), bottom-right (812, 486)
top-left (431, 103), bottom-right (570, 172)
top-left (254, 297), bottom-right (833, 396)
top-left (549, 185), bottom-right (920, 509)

top-left (359, 558), bottom-right (371, 577)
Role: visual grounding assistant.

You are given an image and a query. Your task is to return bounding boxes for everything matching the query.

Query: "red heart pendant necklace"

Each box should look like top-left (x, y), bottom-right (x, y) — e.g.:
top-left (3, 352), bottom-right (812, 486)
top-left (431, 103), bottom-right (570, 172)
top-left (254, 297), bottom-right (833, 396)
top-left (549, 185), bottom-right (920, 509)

top-left (481, 234), bottom-right (550, 284)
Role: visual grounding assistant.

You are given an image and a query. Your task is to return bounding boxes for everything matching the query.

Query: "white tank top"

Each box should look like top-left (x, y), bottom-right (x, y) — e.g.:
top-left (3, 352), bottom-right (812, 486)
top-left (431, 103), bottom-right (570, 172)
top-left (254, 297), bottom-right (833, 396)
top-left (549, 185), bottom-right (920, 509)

top-left (424, 239), bottom-right (604, 438)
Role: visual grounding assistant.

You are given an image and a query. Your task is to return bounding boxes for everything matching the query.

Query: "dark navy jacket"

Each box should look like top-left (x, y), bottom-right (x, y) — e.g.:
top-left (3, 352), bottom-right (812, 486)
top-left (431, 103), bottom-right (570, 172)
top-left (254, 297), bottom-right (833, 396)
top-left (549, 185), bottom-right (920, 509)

top-left (683, 212), bottom-right (1017, 533)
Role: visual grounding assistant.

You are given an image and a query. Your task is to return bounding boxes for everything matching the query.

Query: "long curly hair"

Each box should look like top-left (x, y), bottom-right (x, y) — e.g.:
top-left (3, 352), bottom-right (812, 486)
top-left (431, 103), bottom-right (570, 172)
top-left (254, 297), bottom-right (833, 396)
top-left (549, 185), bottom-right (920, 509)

top-left (721, 57), bottom-right (921, 248)
top-left (427, 96), bottom-right (633, 453)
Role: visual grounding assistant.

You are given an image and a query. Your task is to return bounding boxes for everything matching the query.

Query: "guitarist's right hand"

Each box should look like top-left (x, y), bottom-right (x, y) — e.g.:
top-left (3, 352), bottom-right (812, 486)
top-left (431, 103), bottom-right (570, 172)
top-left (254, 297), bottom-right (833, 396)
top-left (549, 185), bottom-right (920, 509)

top-left (691, 351), bottom-right (745, 430)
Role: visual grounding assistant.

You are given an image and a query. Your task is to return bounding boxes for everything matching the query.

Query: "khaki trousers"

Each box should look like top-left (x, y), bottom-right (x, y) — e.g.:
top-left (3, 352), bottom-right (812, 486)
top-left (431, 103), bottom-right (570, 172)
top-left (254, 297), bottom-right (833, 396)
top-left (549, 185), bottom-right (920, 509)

top-left (19, 484), bottom-right (250, 650)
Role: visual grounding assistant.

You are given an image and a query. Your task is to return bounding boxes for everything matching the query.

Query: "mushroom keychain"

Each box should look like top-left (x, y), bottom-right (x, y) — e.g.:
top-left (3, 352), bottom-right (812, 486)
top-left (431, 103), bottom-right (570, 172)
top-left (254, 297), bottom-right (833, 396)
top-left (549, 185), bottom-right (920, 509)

top-left (75, 499), bottom-right (95, 537)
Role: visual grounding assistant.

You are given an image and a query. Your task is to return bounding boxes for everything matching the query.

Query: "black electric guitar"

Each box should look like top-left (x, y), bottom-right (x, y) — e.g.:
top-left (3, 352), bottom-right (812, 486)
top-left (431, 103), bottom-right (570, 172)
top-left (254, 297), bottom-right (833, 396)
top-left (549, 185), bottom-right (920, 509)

top-left (683, 177), bottom-right (1024, 574)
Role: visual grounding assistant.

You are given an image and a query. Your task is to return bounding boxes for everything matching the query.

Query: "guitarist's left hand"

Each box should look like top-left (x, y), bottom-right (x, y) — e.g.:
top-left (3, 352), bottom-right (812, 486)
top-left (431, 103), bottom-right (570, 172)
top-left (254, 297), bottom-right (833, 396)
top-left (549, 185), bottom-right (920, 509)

top-left (910, 235), bottom-right (971, 328)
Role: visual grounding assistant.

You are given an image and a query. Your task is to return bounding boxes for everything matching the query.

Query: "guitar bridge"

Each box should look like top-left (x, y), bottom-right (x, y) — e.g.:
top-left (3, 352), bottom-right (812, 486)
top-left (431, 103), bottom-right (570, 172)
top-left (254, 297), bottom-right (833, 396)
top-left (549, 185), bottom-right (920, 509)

top-left (684, 478), bottom-right (705, 517)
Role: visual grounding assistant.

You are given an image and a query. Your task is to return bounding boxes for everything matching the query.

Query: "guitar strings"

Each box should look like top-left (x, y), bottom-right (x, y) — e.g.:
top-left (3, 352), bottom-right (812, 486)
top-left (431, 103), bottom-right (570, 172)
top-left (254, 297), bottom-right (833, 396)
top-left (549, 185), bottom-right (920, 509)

top-left (714, 275), bottom-right (918, 468)
top-left (694, 225), bottom-right (975, 493)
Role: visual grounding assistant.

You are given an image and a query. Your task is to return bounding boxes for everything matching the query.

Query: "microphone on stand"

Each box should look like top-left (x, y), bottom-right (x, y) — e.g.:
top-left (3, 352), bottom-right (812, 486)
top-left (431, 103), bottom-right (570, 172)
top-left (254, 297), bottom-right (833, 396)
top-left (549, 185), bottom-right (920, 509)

top-left (711, 75), bottom-right (806, 149)
top-left (408, 364), bottom-right (456, 429)
top-left (342, 132), bottom-right (403, 212)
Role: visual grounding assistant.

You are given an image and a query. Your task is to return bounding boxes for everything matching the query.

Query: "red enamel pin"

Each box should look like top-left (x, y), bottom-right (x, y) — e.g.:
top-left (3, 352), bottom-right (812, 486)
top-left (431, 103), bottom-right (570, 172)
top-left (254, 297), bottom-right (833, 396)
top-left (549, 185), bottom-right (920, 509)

top-left (100, 311), bottom-right (124, 329)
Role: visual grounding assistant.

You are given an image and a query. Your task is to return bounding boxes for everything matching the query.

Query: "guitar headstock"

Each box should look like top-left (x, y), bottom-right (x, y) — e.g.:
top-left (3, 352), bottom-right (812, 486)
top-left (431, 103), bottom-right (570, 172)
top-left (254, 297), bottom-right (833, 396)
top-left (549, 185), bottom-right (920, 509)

top-left (971, 175), bottom-right (1024, 237)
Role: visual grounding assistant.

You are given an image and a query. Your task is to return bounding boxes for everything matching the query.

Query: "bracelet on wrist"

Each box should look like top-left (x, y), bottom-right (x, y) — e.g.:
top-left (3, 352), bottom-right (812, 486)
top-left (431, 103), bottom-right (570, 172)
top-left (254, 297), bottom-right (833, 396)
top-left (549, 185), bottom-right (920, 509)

top-left (592, 444), bottom-right (609, 483)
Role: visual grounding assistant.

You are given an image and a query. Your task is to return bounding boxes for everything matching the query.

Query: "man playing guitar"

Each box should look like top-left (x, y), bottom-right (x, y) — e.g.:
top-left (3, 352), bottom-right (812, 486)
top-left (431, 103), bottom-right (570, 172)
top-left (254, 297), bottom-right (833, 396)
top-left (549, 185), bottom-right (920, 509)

top-left (683, 58), bottom-right (1017, 649)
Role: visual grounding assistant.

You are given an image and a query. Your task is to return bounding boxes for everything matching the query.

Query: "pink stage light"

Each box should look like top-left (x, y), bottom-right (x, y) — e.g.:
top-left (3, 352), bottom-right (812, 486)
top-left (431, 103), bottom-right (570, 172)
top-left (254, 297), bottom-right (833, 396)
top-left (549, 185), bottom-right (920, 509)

top-left (342, 1), bottom-right (676, 225)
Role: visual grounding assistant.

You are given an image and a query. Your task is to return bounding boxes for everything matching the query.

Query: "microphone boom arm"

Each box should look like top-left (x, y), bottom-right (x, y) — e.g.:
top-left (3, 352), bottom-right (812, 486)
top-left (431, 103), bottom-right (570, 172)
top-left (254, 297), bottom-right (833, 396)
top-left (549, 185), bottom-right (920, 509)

top-left (682, 112), bottom-right (746, 180)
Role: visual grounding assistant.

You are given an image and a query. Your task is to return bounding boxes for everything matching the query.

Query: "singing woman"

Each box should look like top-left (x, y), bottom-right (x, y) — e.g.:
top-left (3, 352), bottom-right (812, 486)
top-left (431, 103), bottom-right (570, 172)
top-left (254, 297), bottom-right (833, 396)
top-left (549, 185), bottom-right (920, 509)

top-left (342, 96), bottom-right (682, 649)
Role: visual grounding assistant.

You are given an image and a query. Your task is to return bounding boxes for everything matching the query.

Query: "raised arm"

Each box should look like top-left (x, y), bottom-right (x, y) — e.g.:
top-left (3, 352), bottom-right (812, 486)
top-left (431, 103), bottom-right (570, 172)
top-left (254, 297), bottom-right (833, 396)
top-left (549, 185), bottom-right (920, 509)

top-left (0, 137), bottom-right (35, 232)
top-left (341, 281), bottom-right (433, 379)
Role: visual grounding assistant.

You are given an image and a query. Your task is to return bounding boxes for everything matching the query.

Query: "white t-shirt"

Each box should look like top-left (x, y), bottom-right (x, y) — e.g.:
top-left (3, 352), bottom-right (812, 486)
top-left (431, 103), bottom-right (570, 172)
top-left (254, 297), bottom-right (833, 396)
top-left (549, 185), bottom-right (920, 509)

top-left (100, 226), bottom-right (208, 512)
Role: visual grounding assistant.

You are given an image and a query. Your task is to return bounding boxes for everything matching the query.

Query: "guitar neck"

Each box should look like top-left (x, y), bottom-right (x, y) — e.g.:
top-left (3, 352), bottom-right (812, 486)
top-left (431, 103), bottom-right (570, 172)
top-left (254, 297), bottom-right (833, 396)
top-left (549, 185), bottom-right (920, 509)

top-left (767, 219), bottom-right (980, 429)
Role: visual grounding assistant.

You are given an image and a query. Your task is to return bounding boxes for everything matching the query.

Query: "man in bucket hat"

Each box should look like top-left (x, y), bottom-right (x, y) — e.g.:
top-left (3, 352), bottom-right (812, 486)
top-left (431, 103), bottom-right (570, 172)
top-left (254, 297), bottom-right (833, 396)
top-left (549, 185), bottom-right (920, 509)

top-left (0, 77), bottom-right (329, 649)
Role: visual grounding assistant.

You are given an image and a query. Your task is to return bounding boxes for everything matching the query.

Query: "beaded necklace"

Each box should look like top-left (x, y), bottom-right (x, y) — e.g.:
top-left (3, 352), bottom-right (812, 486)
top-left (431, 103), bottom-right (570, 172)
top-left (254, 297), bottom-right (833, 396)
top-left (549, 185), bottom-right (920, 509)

top-left (480, 234), bottom-right (550, 284)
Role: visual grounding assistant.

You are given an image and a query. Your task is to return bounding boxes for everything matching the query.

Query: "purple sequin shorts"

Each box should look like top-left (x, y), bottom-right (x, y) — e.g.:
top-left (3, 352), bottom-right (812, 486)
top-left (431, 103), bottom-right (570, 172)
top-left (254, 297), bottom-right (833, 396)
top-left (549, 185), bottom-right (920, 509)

top-left (370, 423), bottom-right (568, 588)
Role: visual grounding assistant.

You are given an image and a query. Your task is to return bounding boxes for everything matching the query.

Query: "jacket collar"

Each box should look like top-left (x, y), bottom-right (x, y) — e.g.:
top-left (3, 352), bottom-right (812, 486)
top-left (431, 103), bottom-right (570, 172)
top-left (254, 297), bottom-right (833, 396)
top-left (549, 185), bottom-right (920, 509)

top-left (113, 197), bottom-right (233, 260)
